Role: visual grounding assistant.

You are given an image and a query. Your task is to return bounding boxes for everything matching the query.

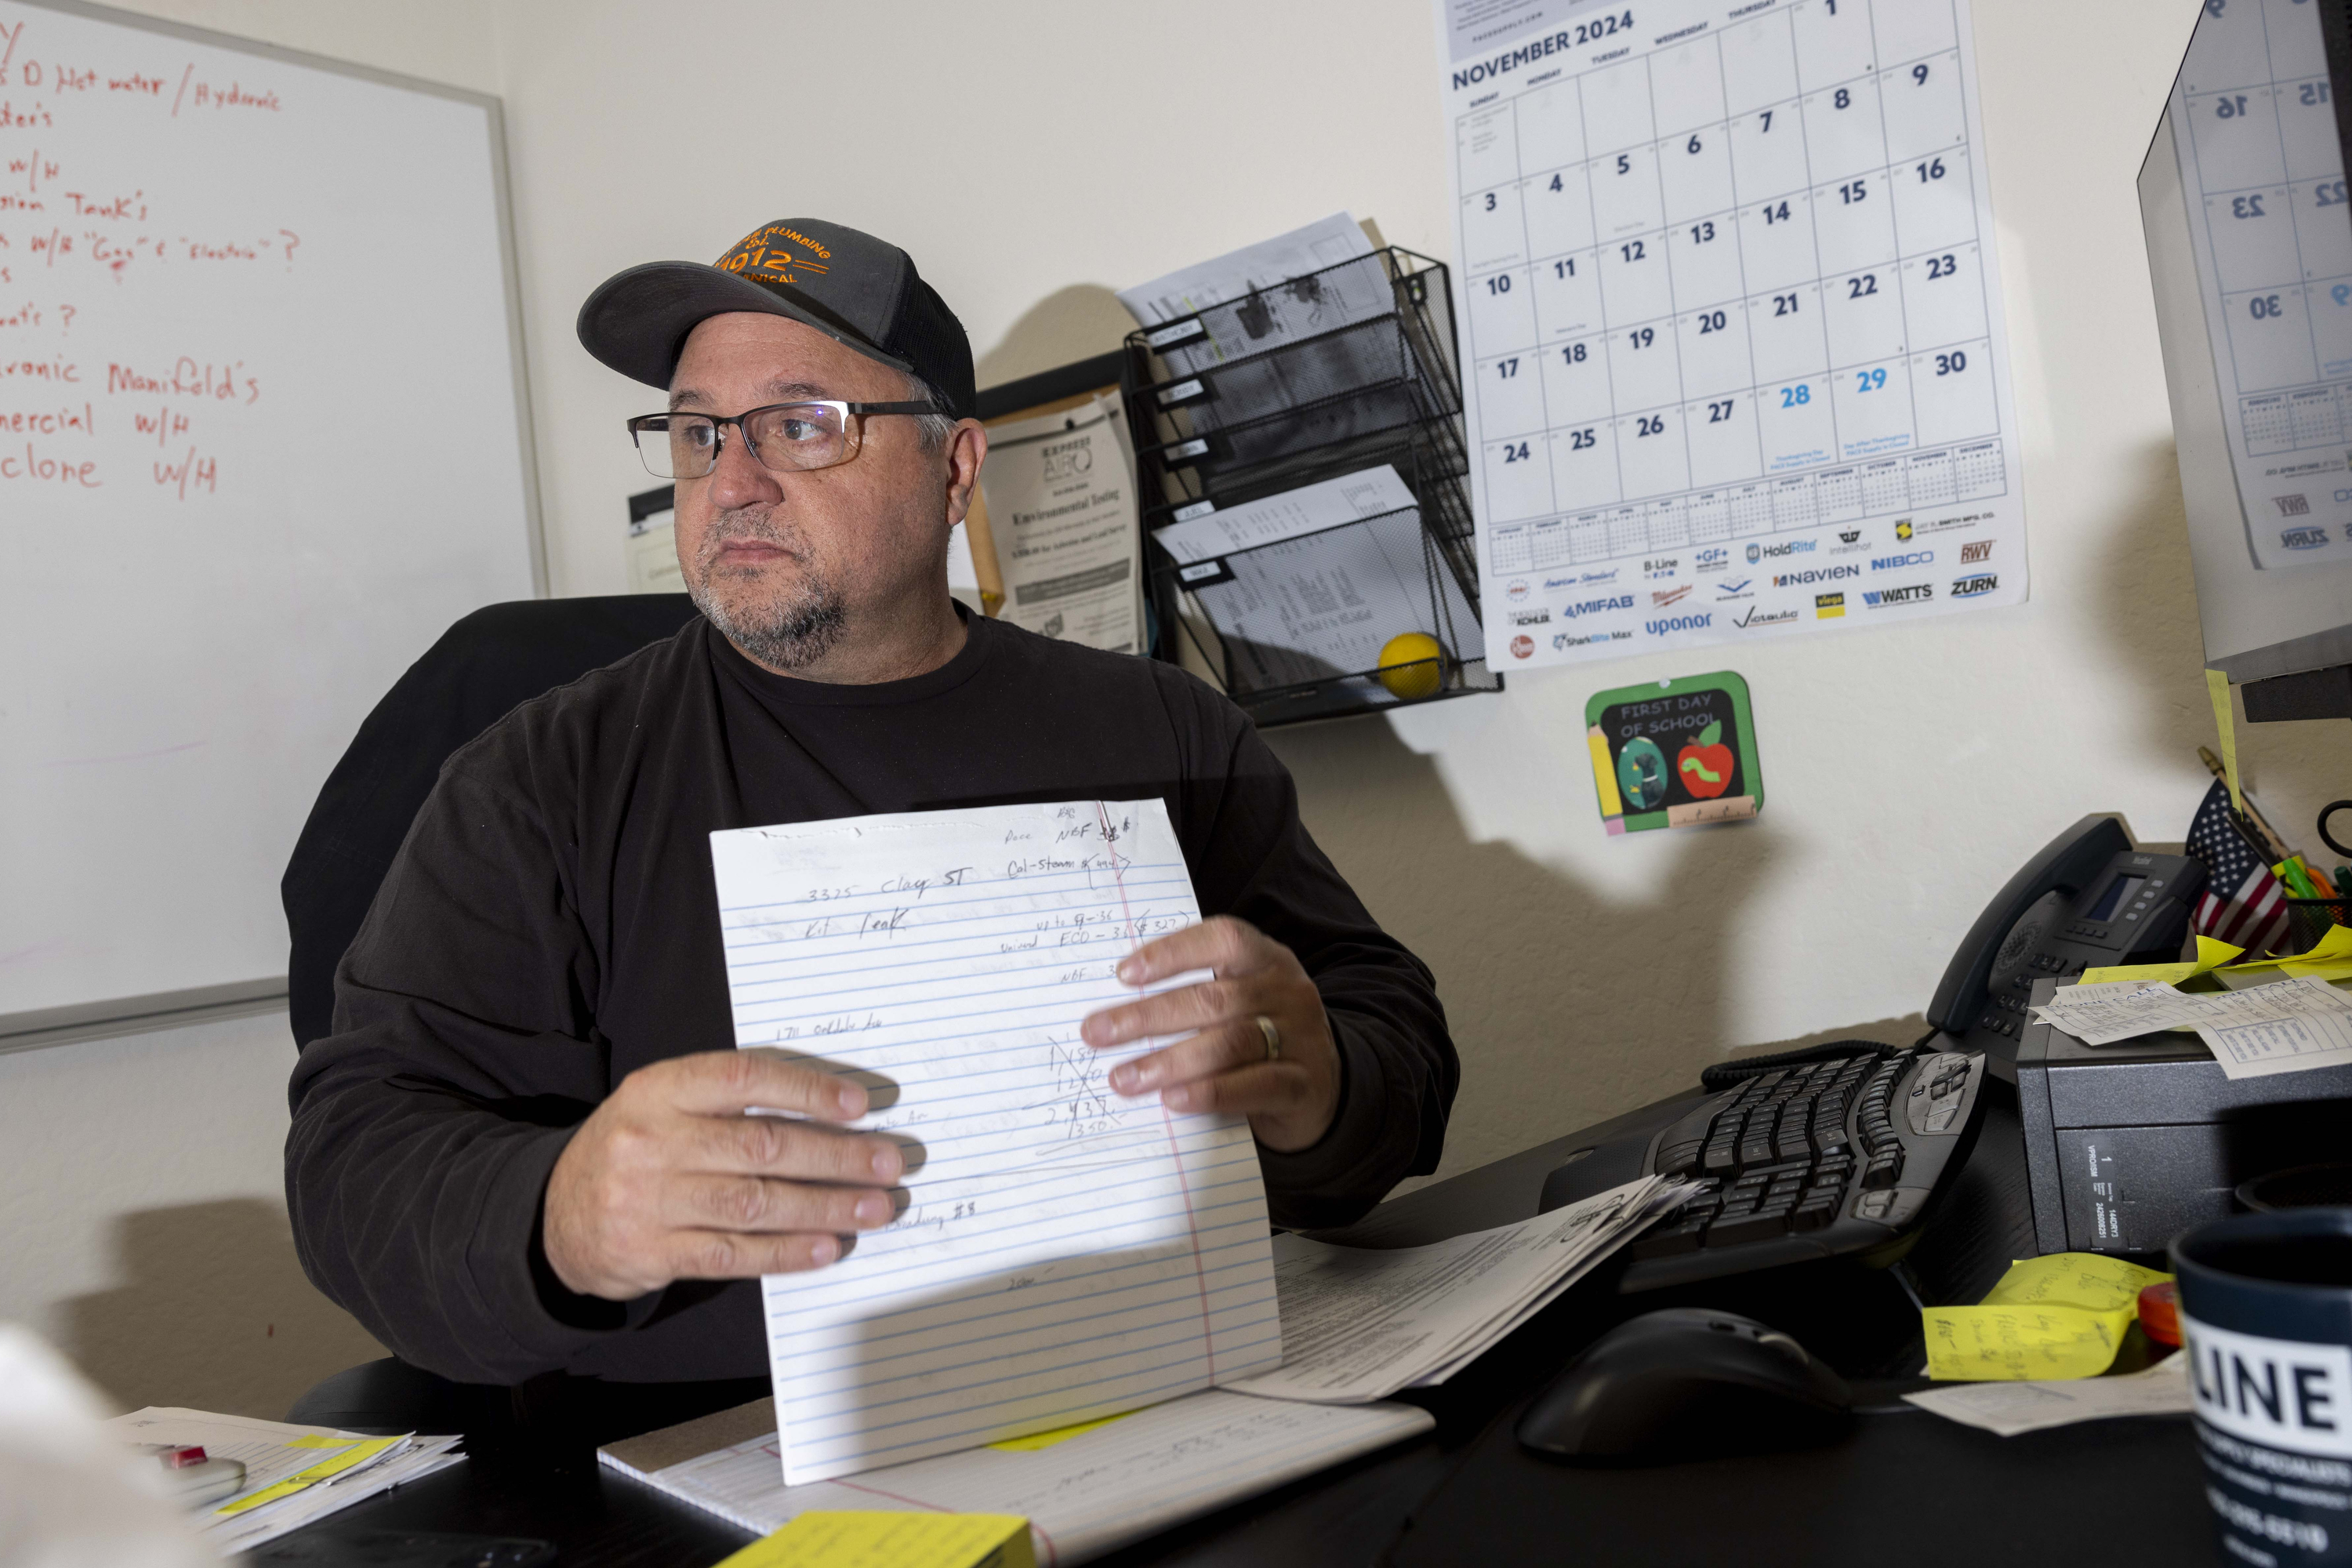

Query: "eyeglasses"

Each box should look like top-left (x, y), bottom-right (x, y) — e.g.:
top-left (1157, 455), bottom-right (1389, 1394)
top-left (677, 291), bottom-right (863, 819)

top-left (625, 400), bottom-right (937, 480)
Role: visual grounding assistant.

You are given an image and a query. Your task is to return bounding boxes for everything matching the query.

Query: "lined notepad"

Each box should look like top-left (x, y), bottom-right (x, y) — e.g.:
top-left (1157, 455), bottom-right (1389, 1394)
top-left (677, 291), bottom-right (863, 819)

top-left (710, 800), bottom-right (1282, 1484)
top-left (600, 1390), bottom-right (1435, 1568)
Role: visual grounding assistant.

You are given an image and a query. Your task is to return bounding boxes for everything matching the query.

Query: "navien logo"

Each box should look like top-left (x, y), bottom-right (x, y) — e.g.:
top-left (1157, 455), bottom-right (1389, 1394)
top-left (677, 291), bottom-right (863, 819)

top-left (1773, 565), bottom-right (1858, 587)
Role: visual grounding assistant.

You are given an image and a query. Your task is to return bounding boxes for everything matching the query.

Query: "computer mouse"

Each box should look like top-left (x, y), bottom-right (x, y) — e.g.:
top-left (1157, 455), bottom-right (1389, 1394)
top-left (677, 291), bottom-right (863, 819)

top-left (1516, 1307), bottom-right (1853, 1463)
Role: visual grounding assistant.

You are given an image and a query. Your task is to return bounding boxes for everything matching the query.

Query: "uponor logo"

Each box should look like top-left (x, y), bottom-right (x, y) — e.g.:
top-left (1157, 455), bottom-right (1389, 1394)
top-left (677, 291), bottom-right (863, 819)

top-left (1772, 565), bottom-right (1858, 587)
top-left (1645, 612), bottom-right (1712, 635)
top-left (1871, 550), bottom-right (1933, 571)
top-left (1559, 593), bottom-right (1635, 619)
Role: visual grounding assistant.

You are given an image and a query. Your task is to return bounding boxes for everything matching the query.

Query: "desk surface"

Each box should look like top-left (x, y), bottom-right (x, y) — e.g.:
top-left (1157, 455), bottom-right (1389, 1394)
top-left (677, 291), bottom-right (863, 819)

top-left (291, 1083), bottom-right (2212, 1567)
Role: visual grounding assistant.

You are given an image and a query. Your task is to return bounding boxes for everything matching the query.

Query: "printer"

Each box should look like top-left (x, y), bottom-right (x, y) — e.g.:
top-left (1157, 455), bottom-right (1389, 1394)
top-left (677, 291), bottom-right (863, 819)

top-left (2016, 977), bottom-right (2352, 1254)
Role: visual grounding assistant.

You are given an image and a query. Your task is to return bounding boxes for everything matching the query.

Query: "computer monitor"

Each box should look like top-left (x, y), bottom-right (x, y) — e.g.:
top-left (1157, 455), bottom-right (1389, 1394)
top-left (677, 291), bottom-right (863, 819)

top-left (2140, 0), bottom-right (2352, 686)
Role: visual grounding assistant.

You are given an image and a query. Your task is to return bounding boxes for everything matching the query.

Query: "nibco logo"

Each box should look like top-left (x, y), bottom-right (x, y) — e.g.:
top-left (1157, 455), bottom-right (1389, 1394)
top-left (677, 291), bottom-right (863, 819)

top-left (1871, 550), bottom-right (1933, 571)
top-left (1951, 573), bottom-right (1999, 597)
top-left (2281, 526), bottom-right (2330, 550)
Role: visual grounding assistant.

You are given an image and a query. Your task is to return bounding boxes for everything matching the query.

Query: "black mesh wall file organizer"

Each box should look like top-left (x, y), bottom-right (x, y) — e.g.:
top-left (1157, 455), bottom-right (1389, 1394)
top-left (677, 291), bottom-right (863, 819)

top-left (1120, 247), bottom-right (1501, 729)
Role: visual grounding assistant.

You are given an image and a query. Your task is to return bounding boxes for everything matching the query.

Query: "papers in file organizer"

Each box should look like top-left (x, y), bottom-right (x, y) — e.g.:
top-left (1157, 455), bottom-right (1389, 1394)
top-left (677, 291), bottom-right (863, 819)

top-left (1151, 465), bottom-right (1418, 564)
top-left (1229, 1175), bottom-right (1692, 1404)
top-left (1117, 212), bottom-right (1383, 378)
top-left (710, 800), bottom-right (1281, 1483)
top-left (2031, 975), bottom-right (2352, 1079)
top-left (601, 1390), bottom-right (1432, 1568)
top-left (104, 1408), bottom-right (463, 1556)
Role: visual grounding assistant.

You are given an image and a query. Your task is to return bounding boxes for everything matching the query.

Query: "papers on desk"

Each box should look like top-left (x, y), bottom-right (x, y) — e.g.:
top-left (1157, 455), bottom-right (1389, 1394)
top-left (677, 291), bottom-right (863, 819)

top-left (600, 1390), bottom-right (1432, 1568)
top-left (1920, 1254), bottom-right (2173, 1382)
top-left (2031, 975), bottom-right (2352, 1079)
top-left (1228, 1176), bottom-right (1693, 1405)
top-left (103, 1408), bottom-right (462, 1555)
top-left (710, 800), bottom-right (1280, 1484)
top-left (1904, 1353), bottom-right (2192, 1436)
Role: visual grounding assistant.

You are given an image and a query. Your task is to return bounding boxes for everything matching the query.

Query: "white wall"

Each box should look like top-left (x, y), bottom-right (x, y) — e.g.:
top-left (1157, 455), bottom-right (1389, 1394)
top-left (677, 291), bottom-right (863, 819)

top-left (0, 0), bottom-right (496, 1414)
top-left (13, 0), bottom-right (2352, 1410)
top-left (493, 0), bottom-right (2350, 1178)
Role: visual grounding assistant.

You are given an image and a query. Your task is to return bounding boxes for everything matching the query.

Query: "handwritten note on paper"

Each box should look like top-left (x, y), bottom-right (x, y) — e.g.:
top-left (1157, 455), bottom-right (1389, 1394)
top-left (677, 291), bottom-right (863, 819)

top-left (709, 800), bottom-right (1281, 1485)
top-left (1922, 1254), bottom-right (2172, 1381)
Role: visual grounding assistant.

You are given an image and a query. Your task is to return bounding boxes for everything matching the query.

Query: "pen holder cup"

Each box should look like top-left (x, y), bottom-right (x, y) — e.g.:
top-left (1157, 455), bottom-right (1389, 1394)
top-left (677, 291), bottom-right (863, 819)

top-left (2281, 899), bottom-right (2352, 956)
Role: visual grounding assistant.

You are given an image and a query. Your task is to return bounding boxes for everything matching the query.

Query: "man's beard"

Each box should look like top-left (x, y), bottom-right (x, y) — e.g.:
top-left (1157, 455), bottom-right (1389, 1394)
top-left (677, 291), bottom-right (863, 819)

top-left (685, 505), bottom-right (848, 672)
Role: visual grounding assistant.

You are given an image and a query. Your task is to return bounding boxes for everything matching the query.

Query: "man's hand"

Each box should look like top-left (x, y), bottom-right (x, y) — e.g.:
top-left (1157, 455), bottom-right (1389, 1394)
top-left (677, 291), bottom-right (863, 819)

top-left (543, 1050), bottom-right (903, 1301)
top-left (1080, 916), bottom-right (1341, 1152)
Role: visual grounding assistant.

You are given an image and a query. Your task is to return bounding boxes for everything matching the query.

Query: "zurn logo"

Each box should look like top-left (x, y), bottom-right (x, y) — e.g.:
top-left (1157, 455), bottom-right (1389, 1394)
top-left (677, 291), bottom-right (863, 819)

top-left (2183, 1316), bottom-right (2352, 1457)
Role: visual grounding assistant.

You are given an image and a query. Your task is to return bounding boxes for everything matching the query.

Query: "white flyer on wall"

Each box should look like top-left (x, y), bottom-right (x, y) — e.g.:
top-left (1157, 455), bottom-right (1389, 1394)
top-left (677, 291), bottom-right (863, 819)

top-left (2162, 0), bottom-right (2352, 571)
top-left (1436, 0), bottom-right (2029, 670)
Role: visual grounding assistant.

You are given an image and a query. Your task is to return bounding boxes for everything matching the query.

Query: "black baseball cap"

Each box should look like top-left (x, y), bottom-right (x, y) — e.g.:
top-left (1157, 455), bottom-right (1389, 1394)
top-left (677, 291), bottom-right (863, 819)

top-left (575, 217), bottom-right (975, 419)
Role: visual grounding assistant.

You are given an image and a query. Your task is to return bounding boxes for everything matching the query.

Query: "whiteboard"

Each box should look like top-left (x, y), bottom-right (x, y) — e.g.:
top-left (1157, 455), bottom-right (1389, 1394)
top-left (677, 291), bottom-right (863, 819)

top-left (0, 1), bottom-right (542, 1045)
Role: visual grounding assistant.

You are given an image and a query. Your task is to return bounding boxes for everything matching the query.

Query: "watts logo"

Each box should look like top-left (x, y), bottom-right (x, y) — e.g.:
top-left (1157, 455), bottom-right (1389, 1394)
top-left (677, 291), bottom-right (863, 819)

top-left (1815, 592), bottom-right (1846, 619)
top-left (1863, 583), bottom-right (1933, 607)
top-left (1773, 565), bottom-right (1857, 587)
top-left (717, 223), bottom-right (836, 285)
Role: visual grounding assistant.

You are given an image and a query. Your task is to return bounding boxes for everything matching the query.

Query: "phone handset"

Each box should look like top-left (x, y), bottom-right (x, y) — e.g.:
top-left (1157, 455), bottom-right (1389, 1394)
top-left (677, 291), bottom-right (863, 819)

top-left (1926, 815), bottom-right (2132, 1040)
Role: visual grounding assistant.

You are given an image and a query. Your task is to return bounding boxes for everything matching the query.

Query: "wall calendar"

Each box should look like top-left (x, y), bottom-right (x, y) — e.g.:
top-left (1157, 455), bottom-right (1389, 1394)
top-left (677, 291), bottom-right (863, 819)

top-left (1436, 0), bottom-right (2028, 669)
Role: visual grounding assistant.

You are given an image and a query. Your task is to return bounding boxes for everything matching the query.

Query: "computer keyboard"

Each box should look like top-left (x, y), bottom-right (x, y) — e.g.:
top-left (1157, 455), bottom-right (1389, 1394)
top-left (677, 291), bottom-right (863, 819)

top-left (1538, 1044), bottom-right (1988, 1290)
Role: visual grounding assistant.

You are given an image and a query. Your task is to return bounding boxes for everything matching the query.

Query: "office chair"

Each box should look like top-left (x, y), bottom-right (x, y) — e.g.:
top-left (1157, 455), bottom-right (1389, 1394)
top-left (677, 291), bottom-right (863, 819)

top-left (281, 593), bottom-right (699, 1049)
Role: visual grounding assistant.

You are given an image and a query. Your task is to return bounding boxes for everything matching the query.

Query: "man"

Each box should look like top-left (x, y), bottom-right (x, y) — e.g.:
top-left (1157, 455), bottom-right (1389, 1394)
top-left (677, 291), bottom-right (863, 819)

top-left (286, 218), bottom-right (1457, 1425)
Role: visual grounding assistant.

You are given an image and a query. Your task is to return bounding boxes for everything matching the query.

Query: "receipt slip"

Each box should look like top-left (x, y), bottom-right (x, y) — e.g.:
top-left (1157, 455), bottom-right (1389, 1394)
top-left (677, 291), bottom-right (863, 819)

top-left (1905, 1353), bottom-right (2192, 1435)
top-left (1922, 1254), bottom-right (2174, 1381)
top-left (716, 1512), bottom-right (1034, 1568)
top-left (2031, 974), bottom-right (2352, 1078)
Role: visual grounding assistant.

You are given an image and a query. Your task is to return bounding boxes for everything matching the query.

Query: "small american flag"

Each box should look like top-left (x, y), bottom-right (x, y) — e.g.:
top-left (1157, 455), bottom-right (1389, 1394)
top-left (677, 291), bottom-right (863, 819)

top-left (2186, 779), bottom-right (2290, 955)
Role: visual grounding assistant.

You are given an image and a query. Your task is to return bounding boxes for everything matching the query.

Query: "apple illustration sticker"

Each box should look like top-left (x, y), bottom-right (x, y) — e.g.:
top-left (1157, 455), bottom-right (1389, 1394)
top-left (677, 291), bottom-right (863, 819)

top-left (1584, 671), bottom-right (1763, 835)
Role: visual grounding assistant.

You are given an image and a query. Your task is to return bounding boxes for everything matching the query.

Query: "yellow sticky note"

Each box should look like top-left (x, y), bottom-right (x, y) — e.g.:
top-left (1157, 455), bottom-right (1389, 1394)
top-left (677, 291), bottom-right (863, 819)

top-left (716, 1512), bottom-right (1035, 1568)
top-left (215, 1436), bottom-right (399, 1515)
top-left (2208, 668), bottom-right (2243, 815)
top-left (2080, 935), bottom-right (2242, 987)
top-left (987, 1410), bottom-right (1131, 1451)
top-left (1921, 1254), bottom-right (2172, 1381)
top-left (2231, 924), bottom-right (2352, 973)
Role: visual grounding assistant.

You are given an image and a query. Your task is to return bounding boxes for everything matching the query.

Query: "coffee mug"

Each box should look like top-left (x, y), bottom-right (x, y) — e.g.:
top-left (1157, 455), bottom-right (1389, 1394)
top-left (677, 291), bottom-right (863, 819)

top-left (2173, 1209), bottom-right (2352, 1567)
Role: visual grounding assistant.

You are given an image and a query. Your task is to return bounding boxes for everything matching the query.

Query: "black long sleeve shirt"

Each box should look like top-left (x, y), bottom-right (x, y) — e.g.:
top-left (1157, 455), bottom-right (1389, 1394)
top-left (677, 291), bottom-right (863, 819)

top-left (286, 612), bottom-right (1457, 1387)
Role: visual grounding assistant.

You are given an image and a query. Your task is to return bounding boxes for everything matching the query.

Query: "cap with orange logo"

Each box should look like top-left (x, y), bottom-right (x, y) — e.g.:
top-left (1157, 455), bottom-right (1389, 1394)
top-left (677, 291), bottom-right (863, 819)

top-left (575, 216), bottom-right (975, 419)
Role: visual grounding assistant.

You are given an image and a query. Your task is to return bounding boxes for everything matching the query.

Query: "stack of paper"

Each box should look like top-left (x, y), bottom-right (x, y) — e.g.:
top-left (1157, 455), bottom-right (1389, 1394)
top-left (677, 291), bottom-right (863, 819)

top-left (104, 1408), bottom-right (463, 1555)
top-left (2031, 974), bottom-right (2352, 1079)
top-left (710, 800), bottom-right (1281, 1483)
top-left (1227, 1176), bottom-right (1693, 1404)
top-left (601, 1390), bottom-right (1431, 1568)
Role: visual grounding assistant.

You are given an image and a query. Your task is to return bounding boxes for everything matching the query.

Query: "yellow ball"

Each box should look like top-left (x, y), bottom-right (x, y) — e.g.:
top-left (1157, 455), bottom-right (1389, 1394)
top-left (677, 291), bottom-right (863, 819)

top-left (1377, 633), bottom-right (1444, 701)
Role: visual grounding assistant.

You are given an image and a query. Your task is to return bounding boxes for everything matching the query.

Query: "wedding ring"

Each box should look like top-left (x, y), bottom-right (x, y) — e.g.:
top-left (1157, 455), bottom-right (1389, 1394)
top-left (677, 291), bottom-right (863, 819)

top-left (1254, 1014), bottom-right (1282, 1062)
